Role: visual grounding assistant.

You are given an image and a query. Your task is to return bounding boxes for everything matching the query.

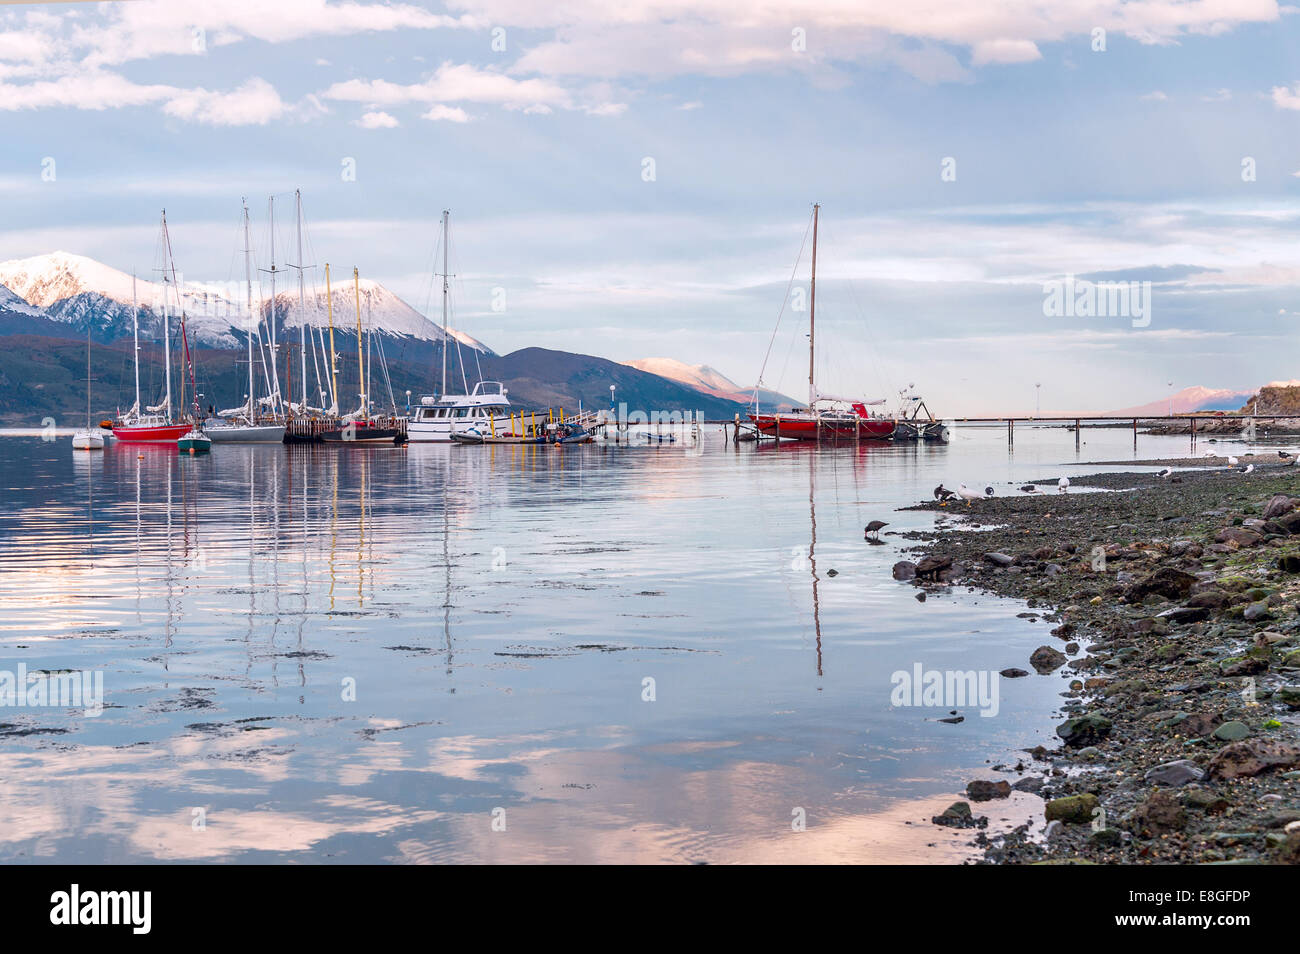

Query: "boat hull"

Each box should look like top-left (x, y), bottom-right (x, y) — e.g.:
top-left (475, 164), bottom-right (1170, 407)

top-left (71, 430), bottom-right (105, 450)
top-left (111, 423), bottom-right (192, 443)
top-left (749, 414), bottom-right (896, 440)
top-left (320, 424), bottom-right (405, 445)
top-left (178, 433), bottom-right (212, 454)
top-left (207, 423), bottom-right (286, 443)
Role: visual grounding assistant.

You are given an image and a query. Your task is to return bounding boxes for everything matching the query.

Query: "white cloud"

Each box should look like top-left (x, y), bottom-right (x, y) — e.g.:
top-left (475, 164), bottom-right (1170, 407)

top-left (1141, 90), bottom-right (1168, 101)
top-left (355, 109), bottom-right (399, 128)
top-left (1201, 87), bottom-right (1231, 101)
top-left (1272, 82), bottom-right (1300, 109)
top-left (162, 77), bottom-right (286, 125)
top-left (423, 104), bottom-right (469, 122)
top-left (970, 38), bottom-right (1041, 65)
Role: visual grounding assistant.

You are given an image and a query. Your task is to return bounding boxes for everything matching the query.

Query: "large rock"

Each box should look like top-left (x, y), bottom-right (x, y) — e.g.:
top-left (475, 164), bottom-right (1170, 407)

top-left (1207, 739), bottom-right (1300, 779)
top-left (915, 555), bottom-right (952, 580)
top-left (1123, 566), bottom-right (1197, 602)
top-left (966, 779), bottom-right (1012, 801)
top-left (1127, 790), bottom-right (1187, 836)
top-left (1215, 527), bottom-right (1263, 548)
top-left (1044, 793), bottom-right (1100, 825)
top-left (983, 552), bottom-right (1015, 567)
top-left (1030, 645), bottom-right (1067, 673)
top-left (1057, 714), bottom-right (1113, 747)
top-left (892, 561), bottom-right (917, 581)
top-left (1262, 494), bottom-right (1299, 520)
top-left (931, 800), bottom-right (986, 828)
top-left (1143, 759), bottom-right (1205, 787)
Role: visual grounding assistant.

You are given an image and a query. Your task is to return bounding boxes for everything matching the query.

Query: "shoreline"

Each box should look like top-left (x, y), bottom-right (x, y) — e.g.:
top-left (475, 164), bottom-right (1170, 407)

top-left (896, 461), bottom-right (1300, 864)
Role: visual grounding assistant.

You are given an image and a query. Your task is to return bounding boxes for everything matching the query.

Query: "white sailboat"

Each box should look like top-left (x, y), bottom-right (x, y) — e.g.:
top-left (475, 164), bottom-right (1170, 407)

top-left (207, 197), bottom-right (286, 443)
top-left (408, 210), bottom-right (511, 442)
top-left (71, 320), bottom-right (105, 450)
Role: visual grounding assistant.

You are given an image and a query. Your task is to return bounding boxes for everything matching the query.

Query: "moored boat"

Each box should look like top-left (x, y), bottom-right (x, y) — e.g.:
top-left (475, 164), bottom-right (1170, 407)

top-left (206, 421), bottom-right (286, 443)
top-left (177, 428), bottom-right (211, 454)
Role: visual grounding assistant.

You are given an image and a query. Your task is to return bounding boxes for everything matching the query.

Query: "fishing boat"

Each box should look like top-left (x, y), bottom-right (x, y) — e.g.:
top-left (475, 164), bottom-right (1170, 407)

top-left (111, 214), bottom-right (196, 444)
top-left (72, 320), bottom-right (105, 451)
top-left (748, 204), bottom-right (897, 442)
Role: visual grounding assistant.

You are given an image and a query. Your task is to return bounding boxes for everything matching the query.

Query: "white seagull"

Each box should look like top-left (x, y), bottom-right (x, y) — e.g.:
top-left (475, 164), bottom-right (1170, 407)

top-left (1157, 467), bottom-right (1173, 479)
top-left (1058, 476), bottom-right (1070, 493)
top-left (1239, 463), bottom-right (1254, 474)
top-left (956, 483), bottom-right (983, 506)
top-left (1228, 456), bottom-right (1239, 466)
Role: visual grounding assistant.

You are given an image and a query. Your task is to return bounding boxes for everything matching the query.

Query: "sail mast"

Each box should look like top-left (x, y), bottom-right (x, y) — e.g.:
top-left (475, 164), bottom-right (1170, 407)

top-left (354, 267), bottom-right (365, 416)
top-left (808, 202), bottom-right (818, 411)
top-left (267, 195), bottom-right (281, 417)
top-left (296, 189), bottom-right (307, 409)
top-left (131, 273), bottom-right (140, 416)
top-left (161, 211), bottom-right (172, 422)
top-left (242, 198), bottom-right (255, 421)
top-left (325, 263), bottom-right (338, 416)
top-left (439, 209), bottom-right (449, 397)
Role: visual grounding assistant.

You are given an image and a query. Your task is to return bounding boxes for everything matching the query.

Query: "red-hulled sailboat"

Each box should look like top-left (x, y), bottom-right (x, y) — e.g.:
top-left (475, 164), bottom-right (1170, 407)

top-left (749, 203), bottom-right (897, 441)
top-left (111, 211), bottom-right (193, 444)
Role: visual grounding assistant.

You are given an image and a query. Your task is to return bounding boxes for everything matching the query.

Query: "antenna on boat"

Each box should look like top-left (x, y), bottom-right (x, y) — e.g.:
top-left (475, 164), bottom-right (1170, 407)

top-left (438, 209), bottom-right (450, 399)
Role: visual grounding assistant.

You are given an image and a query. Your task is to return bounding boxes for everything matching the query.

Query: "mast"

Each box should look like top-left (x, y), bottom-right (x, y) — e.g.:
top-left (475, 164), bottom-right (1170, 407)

top-left (808, 202), bottom-right (818, 411)
top-left (325, 263), bottom-right (338, 416)
top-left (354, 266), bottom-right (365, 417)
top-left (267, 195), bottom-right (282, 417)
top-left (85, 315), bottom-right (91, 427)
top-left (296, 189), bottom-right (308, 409)
top-left (242, 198), bottom-right (255, 421)
top-left (131, 273), bottom-right (140, 416)
top-left (161, 211), bottom-right (172, 422)
top-left (439, 209), bottom-right (449, 397)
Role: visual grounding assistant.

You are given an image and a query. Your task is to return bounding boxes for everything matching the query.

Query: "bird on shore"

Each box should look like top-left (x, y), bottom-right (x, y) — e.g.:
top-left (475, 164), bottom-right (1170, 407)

top-left (1019, 484), bottom-right (1037, 493)
top-left (934, 484), bottom-right (957, 505)
top-left (1279, 451), bottom-right (1294, 461)
top-left (1228, 455), bottom-right (1239, 466)
top-left (956, 483), bottom-right (982, 506)
top-left (1202, 450), bottom-right (1216, 458)
top-left (864, 520), bottom-right (888, 541)
top-left (1239, 463), bottom-right (1255, 474)
top-left (1157, 467), bottom-right (1173, 479)
top-left (1058, 477), bottom-right (1070, 493)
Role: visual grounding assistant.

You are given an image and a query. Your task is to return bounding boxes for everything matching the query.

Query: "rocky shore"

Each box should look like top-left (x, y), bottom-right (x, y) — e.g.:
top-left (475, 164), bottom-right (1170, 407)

top-left (896, 459), bottom-right (1300, 864)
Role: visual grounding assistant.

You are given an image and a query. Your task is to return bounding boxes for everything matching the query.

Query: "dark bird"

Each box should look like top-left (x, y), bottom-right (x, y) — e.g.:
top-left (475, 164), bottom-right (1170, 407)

top-left (1279, 451), bottom-right (1293, 460)
top-left (984, 486), bottom-right (995, 496)
top-left (864, 520), bottom-right (889, 541)
top-left (933, 484), bottom-right (956, 503)
top-left (1157, 467), bottom-right (1173, 479)
top-left (1018, 484), bottom-right (1036, 493)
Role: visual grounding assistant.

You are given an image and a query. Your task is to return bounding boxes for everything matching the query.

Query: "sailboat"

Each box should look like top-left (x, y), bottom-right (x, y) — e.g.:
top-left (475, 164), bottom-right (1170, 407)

top-left (408, 210), bottom-right (511, 442)
top-left (71, 320), bottom-right (105, 450)
top-left (319, 266), bottom-right (406, 444)
top-left (749, 204), bottom-right (897, 441)
top-left (207, 198), bottom-right (286, 443)
top-left (111, 213), bottom-right (196, 444)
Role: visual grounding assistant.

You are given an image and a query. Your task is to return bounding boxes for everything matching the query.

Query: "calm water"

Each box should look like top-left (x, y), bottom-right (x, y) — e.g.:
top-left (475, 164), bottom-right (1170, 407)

top-left (0, 425), bottom-right (1244, 863)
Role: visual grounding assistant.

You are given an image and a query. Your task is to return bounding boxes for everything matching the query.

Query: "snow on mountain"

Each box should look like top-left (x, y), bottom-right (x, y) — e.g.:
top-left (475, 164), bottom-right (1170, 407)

top-left (623, 357), bottom-right (803, 408)
top-left (1107, 385), bottom-right (1256, 417)
top-left (0, 283), bottom-right (44, 317)
top-left (0, 251), bottom-right (492, 353)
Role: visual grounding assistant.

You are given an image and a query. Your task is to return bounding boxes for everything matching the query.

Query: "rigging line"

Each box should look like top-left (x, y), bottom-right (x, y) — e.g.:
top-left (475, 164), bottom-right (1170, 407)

top-left (752, 208), bottom-right (813, 410)
top-left (822, 219), bottom-right (897, 402)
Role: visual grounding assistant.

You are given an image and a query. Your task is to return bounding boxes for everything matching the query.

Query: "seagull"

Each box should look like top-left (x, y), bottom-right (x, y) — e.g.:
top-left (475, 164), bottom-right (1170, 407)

top-left (933, 484), bottom-right (957, 505)
top-left (1202, 450), bottom-right (1217, 458)
top-left (1157, 467), bottom-right (1173, 479)
top-left (1019, 484), bottom-right (1037, 493)
top-left (1239, 464), bottom-right (1254, 474)
top-left (1058, 476), bottom-right (1070, 493)
top-left (956, 483), bottom-right (983, 506)
top-left (1228, 456), bottom-right (1239, 466)
top-left (864, 520), bottom-right (888, 540)
top-left (1279, 451), bottom-right (1294, 461)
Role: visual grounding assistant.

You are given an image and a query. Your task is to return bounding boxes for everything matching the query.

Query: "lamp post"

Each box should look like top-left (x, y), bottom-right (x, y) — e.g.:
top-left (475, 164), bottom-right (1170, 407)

top-left (1167, 380), bottom-right (1174, 417)
top-left (1035, 382), bottom-right (1041, 417)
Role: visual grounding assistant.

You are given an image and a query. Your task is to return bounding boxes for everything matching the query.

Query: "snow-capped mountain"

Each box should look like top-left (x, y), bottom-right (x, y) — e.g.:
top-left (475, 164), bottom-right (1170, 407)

top-left (623, 357), bottom-right (803, 409)
top-left (0, 251), bottom-right (492, 353)
top-left (1107, 385), bottom-right (1257, 417)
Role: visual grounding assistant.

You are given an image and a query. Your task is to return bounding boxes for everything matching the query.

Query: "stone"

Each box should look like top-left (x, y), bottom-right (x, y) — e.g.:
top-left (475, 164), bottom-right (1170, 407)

top-left (1030, 645), bottom-right (1067, 673)
top-left (1187, 589), bottom-right (1229, 609)
top-left (1243, 600), bottom-right (1272, 622)
top-left (892, 561), bottom-right (917, 581)
top-left (965, 779), bottom-right (1012, 801)
top-left (1207, 739), bottom-right (1300, 779)
top-left (915, 556), bottom-right (952, 580)
top-left (1159, 606), bottom-right (1210, 624)
top-left (1280, 555), bottom-right (1300, 574)
top-left (1090, 827), bottom-right (1123, 847)
top-left (1124, 566), bottom-right (1197, 603)
top-left (1262, 494), bottom-right (1298, 520)
top-left (1044, 793), bottom-right (1100, 825)
top-left (1277, 686), bottom-right (1300, 709)
top-left (1212, 720), bottom-right (1250, 742)
top-left (1057, 714), bottom-right (1113, 747)
top-left (999, 668), bottom-right (1029, 678)
top-left (1128, 790), bottom-right (1187, 836)
top-left (931, 801), bottom-right (986, 828)
top-left (984, 552), bottom-right (1014, 567)
top-left (1144, 759), bottom-right (1205, 787)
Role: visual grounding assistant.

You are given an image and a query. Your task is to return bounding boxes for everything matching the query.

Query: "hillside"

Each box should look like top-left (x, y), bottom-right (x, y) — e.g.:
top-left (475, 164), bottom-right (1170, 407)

top-left (623, 356), bottom-right (803, 409)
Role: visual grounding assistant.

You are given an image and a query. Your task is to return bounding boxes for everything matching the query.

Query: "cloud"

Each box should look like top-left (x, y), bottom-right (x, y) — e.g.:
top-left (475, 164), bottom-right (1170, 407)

top-left (1140, 90), bottom-right (1168, 101)
top-left (1201, 87), bottom-right (1231, 101)
top-left (162, 77), bottom-right (287, 125)
top-left (1271, 82), bottom-right (1300, 109)
top-left (423, 104), bottom-right (469, 122)
top-left (355, 109), bottom-right (399, 128)
top-left (970, 38), bottom-right (1041, 65)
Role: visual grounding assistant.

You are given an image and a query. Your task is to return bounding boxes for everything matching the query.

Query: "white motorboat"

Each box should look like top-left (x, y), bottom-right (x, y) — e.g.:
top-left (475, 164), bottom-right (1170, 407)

top-left (409, 381), bottom-right (512, 443)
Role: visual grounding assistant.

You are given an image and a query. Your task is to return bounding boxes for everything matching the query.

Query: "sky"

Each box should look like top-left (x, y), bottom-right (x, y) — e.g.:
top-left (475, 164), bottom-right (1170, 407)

top-left (1, 0), bottom-right (1300, 414)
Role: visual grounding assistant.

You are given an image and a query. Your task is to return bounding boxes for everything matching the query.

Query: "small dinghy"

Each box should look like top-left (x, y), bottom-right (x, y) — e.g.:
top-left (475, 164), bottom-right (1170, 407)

top-left (72, 429), bottom-right (104, 451)
top-left (178, 428), bottom-right (212, 454)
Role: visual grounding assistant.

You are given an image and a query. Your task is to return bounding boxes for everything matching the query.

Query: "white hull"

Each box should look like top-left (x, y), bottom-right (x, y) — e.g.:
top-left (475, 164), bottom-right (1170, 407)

top-left (72, 429), bottom-right (105, 450)
top-left (206, 423), bottom-right (286, 443)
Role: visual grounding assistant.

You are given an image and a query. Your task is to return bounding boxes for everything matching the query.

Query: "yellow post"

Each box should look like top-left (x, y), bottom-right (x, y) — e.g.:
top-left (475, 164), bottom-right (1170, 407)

top-left (548, 408), bottom-right (553, 423)
top-left (489, 412), bottom-right (495, 438)
top-left (325, 264), bottom-right (338, 414)
top-left (353, 267), bottom-right (365, 417)
top-left (560, 407), bottom-right (564, 424)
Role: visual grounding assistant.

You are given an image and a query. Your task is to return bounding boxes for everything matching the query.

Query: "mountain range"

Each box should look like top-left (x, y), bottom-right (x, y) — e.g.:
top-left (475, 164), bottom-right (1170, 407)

top-left (0, 251), bottom-right (751, 424)
top-left (621, 357), bottom-right (802, 410)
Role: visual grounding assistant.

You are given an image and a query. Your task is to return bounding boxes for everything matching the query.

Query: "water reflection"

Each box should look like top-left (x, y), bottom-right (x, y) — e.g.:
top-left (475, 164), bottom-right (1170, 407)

top-left (0, 428), bottom-right (1171, 863)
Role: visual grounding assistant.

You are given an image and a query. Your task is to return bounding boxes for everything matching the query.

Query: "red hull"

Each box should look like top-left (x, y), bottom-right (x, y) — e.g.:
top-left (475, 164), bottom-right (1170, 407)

top-left (111, 423), bottom-right (192, 443)
top-left (749, 413), bottom-right (896, 440)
